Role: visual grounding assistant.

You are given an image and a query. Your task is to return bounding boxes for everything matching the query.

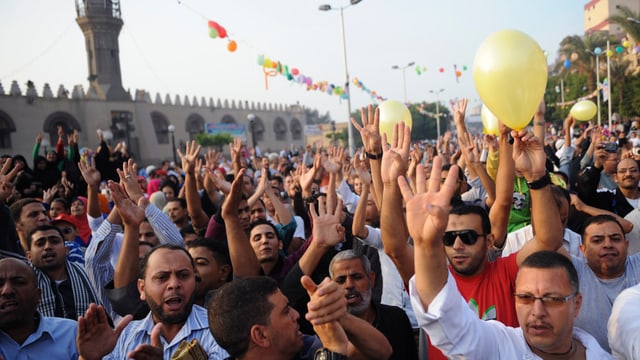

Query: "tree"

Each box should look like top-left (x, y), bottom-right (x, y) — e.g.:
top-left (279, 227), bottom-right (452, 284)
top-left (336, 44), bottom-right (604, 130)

top-left (194, 132), bottom-right (234, 151)
top-left (557, 32), bottom-right (617, 92)
top-left (609, 6), bottom-right (640, 43)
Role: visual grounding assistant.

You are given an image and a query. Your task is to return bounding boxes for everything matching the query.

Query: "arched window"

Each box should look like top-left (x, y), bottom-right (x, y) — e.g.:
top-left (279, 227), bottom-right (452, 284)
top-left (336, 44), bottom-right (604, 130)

top-left (290, 118), bottom-right (302, 140)
top-left (274, 117), bottom-right (287, 141)
top-left (252, 116), bottom-right (265, 142)
top-left (151, 111), bottom-right (170, 144)
top-left (186, 113), bottom-right (205, 140)
top-left (43, 111), bottom-right (81, 144)
top-left (0, 111), bottom-right (16, 149)
top-left (221, 115), bottom-right (236, 124)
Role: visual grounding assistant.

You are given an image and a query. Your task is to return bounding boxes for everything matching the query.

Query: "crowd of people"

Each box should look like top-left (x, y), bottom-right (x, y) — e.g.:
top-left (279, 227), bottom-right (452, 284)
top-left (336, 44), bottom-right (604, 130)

top-left (1, 99), bottom-right (640, 359)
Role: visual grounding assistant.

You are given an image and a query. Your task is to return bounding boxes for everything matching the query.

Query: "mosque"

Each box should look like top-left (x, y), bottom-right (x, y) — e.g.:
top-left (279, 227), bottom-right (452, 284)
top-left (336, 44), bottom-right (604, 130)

top-left (0, 0), bottom-right (306, 166)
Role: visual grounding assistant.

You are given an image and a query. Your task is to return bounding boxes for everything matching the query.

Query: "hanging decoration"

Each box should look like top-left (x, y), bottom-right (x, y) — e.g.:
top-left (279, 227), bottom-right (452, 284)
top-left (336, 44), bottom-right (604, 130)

top-left (207, 20), bottom-right (238, 53)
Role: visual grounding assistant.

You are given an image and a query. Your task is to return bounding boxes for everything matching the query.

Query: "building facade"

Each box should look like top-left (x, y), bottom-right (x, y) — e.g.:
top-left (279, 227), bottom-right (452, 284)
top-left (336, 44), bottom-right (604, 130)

top-left (0, 0), bottom-right (306, 166)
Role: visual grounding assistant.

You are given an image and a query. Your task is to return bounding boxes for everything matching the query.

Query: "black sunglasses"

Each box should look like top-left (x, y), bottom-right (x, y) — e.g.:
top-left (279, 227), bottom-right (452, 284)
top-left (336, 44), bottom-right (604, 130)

top-left (442, 230), bottom-right (485, 247)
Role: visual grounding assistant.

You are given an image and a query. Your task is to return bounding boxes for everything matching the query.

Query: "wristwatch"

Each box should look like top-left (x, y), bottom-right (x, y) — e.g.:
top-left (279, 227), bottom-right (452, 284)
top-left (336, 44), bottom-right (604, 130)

top-left (314, 348), bottom-right (348, 360)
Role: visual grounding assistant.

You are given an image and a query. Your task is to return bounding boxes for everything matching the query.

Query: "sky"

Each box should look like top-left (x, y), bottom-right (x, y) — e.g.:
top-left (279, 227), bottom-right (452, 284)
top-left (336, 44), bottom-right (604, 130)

top-left (0, 0), bottom-right (586, 124)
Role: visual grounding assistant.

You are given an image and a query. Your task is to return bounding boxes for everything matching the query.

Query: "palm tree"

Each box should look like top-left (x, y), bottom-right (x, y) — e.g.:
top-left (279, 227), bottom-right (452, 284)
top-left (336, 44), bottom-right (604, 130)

top-left (556, 31), bottom-right (617, 92)
top-left (609, 5), bottom-right (640, 43)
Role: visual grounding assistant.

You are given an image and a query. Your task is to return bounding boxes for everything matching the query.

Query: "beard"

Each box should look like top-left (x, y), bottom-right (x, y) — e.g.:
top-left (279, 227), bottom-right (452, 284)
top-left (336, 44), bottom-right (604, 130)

top-left (146, 291), bottom-right (195, 325)
top-left (346, 288), bottom-right (372, 316)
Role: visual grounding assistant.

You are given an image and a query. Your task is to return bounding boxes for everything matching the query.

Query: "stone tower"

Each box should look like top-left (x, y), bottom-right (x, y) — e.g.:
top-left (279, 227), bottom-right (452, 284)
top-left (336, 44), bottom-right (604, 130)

top-left (74, 0), bottom-right (130, 101)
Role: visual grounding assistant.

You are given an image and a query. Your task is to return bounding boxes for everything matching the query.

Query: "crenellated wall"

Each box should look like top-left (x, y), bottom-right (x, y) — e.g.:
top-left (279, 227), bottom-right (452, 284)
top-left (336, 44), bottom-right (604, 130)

top-left (0, 79), bottom-right (307, 166)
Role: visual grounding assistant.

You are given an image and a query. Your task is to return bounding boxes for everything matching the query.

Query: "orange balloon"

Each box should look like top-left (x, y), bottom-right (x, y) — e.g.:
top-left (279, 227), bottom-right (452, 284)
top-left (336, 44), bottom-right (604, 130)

top-left (227, 40), bottom-right (237, 52)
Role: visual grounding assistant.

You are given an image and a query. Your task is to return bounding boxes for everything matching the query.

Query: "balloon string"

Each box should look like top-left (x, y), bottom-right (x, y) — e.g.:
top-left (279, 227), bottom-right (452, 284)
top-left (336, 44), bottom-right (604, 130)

top-left (263, 67), bottom-right (277, 90)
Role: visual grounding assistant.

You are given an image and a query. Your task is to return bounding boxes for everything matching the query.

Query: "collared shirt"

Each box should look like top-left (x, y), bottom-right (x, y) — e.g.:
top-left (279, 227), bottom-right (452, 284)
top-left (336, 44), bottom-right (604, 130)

top-left (85, 204), bottom-right (184, 322)
top-left (0, 313), bottom-right (79, 360)
top-left (105, 305), bottom-right (228, 359)
top-left (409, 272), bottom-right (612, 359)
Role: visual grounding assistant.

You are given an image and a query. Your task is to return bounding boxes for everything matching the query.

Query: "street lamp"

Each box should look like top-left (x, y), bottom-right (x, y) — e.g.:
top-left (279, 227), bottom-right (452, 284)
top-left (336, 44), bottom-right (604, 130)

top-left (391, 61), bottom-right (415, 103)
top-left (168, 124), bottom-right (177, 165)
top-left (247, 113), bottom-right (257, 149)
top-left (319, 0), bottom-right (363, 156)
top-left (627, 17), bottom-right (640, 24)
top-left (429, 89), bottom-right (445, 138)
top-left (586, 48), bottom-right (605, 125)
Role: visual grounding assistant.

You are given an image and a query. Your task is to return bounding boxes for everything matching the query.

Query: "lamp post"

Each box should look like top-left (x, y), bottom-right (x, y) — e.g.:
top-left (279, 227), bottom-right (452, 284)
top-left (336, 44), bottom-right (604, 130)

top-left (430, 89), bottom-right (445, 138)
top-left (168, 124), bottom-right (177, 165)
top-left (391, 61), bottom-right (415, 103)
top-left (319, 0), bottom-right (363, 157)
top-left (247, 113), bottom-right (257, 149)
top-left (587, 48), bottom-right (605, 126)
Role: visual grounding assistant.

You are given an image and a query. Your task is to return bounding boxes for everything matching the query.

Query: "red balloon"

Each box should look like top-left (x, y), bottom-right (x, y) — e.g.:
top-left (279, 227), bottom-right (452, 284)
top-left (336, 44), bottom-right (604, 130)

top-left (218, 26), bottom-right (228, 38)
top-left (439, 68), bottom-right (445, 73)
top-left (208, 20), bottom-right (219, 29)
top-left (227, 40), bottom-right (237, 52)
top-left (291, 68), bottom-right (300, 76)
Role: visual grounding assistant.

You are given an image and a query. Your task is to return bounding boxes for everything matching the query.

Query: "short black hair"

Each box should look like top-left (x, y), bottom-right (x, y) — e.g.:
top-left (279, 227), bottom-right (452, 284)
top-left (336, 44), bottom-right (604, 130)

top-left (248, 218), bottom-right (280, 240)
top-left (10, 198), bottom-right (42, 222)
top-left (26, 224), bottom-right (64, 250)
top-left (518, 251), bottom-right (579, 293)
top-left (208, 277), bottom-right (279, 358)
top-left (167, 197), bottom-right (187, 209)
top-left (450, 205), bottom-right (491, 235)
top-left (580, 214), bottom-right (625, 240)
top-left (139, 243), bottom-right (194, 279)
top-left (187, 239), bottom-right (231, 268)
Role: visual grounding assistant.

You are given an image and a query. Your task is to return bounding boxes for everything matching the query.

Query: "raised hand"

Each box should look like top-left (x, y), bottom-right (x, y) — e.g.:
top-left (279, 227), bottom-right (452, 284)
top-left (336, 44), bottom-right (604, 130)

top-left (78, 157), bottom-right (101, 189)
top-left (310, 196), bottom-right (345, 249)
top-left (397, 157), bottom-right (459, 248)
top-left (229, 137), bottom-right (243, 164)
top-left (126, 323), bottom-right (163, 359)
top-left (0, 159), bottom-right (19, 203)
top-left (511, 129), bottom-right (546, 181)
top-left (77, 303), bottom-right (132, 360)
top-left (35, 132), bottom-right (43, 144)
top-left (380, 122), bottom-right (411, 184)
top-left (116, 159), bottom-right (144, 203)
top-left (300, 153), bottom-right (321, 196)
top-left (301, 276), bottom-right (348, 356)
top-left (322, 146), bottom-right (344, 174)
top-left (452, 98), bottom-right (468, 125)
top-left (109, 180), bottom-right (146, 226)
top-left (351, 105), bottom-right (382, 154)
top-left (222, 168), bottom-right (246, 220)
top-left (177, 140), bottom-right (201, 175)
top-left (353, 152), bottom-right (371, 186)
top-left (204, 149), bottom-right (220, 171)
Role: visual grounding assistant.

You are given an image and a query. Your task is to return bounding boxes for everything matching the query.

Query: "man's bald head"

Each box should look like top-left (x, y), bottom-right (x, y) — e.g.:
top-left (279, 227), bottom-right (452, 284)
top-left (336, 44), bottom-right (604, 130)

top-left (0, 257), bottom-right (41, 331)
top-left (0, 258), bottom-right (36, 285)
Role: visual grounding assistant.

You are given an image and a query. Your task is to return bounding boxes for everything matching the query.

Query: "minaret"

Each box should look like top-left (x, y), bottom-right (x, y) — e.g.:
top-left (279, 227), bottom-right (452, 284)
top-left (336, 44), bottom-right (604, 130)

top-left (75, 0), bottom-right (129, 101)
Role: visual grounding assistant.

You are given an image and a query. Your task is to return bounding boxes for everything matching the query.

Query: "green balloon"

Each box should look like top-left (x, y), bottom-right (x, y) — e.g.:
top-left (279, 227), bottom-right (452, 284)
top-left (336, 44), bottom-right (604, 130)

top-left (209, 27), bottom-right (219, 39)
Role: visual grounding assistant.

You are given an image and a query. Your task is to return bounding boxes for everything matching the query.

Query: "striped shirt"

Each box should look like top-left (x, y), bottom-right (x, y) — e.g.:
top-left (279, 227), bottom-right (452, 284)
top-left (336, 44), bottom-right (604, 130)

top-left (105, 305), bottom-right (228, 359)
top-left (84, 203), bottom-right (184, 321)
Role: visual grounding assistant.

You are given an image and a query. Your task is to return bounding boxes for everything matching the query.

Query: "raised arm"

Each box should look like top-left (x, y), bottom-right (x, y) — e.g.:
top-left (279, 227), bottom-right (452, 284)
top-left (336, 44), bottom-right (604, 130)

top-left (78, 157), bottom-right (102, 218)
top-left (488, 123), bottom-right (515, 249)
top-left (178, 141), bottom-right (209, 231)
top-left (532, 99), bottom-right (546, 141)
top-left (109, 180), bottom-right (146, 288)
top-left (351, 154), bottom-right (371, 239)
top-left (398, 157), bottom-right (459, 308)
top-left (351, 106), bottom-right (383, 210)
top-left (380, 122), bottom-right (414, 283)
top-left (229, 137), bottom-right (243, 179)
top-left (221, 169), bottom-right (260, 277)
top-left (514, 129), bottom-right (564, 265)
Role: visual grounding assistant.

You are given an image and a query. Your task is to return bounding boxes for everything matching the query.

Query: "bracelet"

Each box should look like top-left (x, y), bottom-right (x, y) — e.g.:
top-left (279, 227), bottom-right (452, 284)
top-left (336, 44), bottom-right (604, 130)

top-left (534, 121), bottom-right (545, 126)
top-left (526, 171), bottom-right (551, 190)
top-left (365, 151), bottom-right (383, 160)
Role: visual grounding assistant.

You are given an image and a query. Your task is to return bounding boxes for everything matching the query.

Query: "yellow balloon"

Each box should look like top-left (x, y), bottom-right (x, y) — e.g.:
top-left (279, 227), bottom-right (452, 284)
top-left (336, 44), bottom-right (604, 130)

top-left (378, 100), bottom-right (412, 140)
top-left (473, 29), bottom-right (547, 130)
top-left (481, 105), bottom-right (499, 135)
top-left (570, 100), bottom-right (597, 121)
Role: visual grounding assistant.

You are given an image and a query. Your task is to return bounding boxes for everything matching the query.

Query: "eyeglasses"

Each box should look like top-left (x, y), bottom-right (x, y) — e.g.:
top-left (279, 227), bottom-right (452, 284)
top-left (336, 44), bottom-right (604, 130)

top-left (513, 293), bottom-right (578, 307)
top-left (442, 230), bottom-right (485, 247)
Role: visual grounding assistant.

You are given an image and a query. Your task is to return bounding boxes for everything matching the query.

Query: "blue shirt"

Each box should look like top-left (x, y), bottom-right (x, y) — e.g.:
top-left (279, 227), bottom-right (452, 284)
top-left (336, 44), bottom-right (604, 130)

top-left (0, 313), bottom-right (78, 360)
top-left (105, 305), bottom-right (228, 359)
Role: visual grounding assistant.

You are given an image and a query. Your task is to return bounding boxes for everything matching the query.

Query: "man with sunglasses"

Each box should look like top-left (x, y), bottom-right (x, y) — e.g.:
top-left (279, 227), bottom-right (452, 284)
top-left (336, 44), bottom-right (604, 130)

top-left (399, 166), bottom-right (609, 357)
